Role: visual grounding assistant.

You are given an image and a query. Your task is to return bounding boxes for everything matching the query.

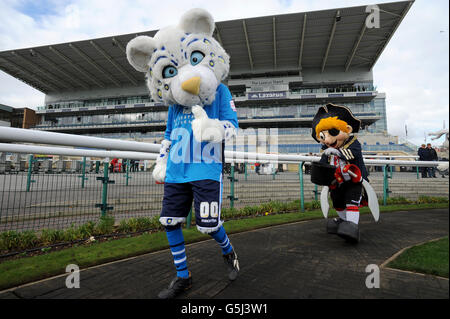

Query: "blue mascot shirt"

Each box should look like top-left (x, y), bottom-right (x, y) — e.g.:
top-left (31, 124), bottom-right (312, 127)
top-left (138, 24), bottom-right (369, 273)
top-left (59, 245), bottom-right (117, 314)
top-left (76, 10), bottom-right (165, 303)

top-left (164, 84), bottom-right (238, 183)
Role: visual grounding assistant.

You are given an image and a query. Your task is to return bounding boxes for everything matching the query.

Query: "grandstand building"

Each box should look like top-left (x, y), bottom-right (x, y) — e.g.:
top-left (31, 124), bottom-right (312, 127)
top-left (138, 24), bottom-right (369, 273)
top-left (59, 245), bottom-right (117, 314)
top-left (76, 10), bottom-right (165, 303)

top-left (0, 1), bottom-right (415, 155)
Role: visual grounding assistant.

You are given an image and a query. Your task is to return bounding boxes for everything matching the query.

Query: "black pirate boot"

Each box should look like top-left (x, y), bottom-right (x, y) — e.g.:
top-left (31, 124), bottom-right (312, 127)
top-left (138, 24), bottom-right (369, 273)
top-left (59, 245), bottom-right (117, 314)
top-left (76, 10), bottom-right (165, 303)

top-left (337, 221), bottom-right (360, 243)
top-left (326, 217), bottom-right (345, 234)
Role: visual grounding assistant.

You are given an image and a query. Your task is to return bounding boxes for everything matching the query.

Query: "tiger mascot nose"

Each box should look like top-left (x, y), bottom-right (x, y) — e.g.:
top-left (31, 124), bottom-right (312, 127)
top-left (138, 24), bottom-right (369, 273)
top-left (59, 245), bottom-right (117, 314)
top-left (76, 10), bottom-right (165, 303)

top-left (181, 76), bottom-right (201, 95)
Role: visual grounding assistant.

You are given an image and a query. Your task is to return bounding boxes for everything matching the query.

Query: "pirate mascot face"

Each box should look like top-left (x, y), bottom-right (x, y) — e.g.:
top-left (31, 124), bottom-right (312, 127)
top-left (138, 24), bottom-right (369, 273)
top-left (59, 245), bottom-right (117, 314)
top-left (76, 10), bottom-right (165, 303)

top-left (311, 104), bottom-right (379, 243)
top-left (312, 103), bottom-right (361, 149)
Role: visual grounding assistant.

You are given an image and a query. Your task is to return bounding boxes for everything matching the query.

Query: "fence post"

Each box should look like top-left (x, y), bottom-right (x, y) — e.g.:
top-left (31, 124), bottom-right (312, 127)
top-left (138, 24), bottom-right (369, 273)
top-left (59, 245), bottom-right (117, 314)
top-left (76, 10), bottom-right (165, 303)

top-left (125, 159), bottom-right (131, 186)
top-left (416, 166), bottom-right (420, 179)
top-left (78, 157), bottom-right (88, 188)
top-left (313, 184), bottom-right (318, 201)
top-left (186, 207), bottom-right (192, 229)
top-left (101, 160), bottom-right (110, 217)
top-left (244, 163), bottom-right (247, 181)
top-left (383, 164), bottom-right (390, 206)
top-left (299, 162), bottom-right (305, 212)
top-left (26, 154), bottom-right (36, 192)
top-left (96, 159), bottom-right (115, 217)
top-left (227, 163), bottom-right (238, 209)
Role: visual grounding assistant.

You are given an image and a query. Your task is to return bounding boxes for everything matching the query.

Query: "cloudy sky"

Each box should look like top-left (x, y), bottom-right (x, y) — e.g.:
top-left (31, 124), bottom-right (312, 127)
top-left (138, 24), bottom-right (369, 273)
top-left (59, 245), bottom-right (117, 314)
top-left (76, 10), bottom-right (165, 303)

top-left (0, 0), bottom-right (448, 146)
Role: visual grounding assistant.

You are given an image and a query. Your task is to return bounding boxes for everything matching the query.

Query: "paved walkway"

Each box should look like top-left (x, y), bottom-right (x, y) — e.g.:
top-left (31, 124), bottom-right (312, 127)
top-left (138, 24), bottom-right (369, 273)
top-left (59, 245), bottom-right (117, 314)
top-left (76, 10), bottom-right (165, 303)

top-left (0, 209), bottom-right (448, 299)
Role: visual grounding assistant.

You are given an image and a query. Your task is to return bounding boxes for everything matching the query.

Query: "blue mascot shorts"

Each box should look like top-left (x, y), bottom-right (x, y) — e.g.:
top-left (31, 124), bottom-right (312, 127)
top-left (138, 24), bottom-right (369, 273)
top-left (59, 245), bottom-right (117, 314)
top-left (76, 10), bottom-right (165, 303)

top-left (160, 179), bottom-right (223, 230)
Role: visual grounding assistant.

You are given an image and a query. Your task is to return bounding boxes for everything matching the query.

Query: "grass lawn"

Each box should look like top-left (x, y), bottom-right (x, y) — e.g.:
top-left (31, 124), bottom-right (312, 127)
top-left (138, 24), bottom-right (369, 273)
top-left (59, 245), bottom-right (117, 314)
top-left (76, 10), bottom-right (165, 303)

top-left (387, 237), bottom-right (449, 278)
top-left (0, 202), bottom-right (448, 291)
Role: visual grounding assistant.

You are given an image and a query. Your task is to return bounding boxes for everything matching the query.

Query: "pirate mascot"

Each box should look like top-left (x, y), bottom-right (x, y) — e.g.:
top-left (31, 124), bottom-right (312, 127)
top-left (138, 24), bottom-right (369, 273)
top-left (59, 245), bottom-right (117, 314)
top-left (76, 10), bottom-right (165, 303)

top-left (310, 104), bottom-right (379, 243)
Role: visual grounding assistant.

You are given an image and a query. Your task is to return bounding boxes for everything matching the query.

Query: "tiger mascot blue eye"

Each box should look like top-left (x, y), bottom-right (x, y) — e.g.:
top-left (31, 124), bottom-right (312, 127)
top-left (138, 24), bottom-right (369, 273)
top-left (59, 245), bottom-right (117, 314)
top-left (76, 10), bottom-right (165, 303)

top-left (190, 51), bottom-right (205, 66)
top-left (162, 65), bottom-right (178, 78)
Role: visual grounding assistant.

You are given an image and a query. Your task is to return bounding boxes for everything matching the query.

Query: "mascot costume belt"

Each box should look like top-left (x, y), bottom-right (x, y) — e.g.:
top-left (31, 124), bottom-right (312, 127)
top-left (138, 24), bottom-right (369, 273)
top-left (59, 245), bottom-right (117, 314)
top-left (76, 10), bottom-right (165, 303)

top-left (310, 103), bottom-right (379, 243)
top-left (126, 8), bottom-right (239, 299)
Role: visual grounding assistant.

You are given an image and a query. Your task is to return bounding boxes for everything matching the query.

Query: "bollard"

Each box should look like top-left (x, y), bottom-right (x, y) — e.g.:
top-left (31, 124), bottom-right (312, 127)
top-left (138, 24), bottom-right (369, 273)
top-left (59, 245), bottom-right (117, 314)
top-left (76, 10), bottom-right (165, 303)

top-left (298, 162), bottom-right (305, 212)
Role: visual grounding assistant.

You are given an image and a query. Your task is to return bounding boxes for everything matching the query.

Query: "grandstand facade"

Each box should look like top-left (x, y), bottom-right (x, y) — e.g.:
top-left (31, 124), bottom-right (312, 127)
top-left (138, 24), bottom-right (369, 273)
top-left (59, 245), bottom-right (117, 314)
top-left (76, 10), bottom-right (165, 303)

top-left (0, 1), bottom-right (415, 155)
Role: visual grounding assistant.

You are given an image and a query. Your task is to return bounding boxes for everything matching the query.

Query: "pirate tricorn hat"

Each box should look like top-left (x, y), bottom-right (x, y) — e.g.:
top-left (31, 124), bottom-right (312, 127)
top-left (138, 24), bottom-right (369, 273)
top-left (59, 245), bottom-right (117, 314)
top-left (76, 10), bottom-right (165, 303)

top-left (311, 103), bottom-right (361, 143)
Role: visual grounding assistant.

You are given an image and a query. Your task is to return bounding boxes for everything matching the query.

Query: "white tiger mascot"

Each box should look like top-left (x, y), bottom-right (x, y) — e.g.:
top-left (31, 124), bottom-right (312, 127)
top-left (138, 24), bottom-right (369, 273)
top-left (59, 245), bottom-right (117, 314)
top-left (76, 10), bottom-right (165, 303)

top-left (126, 8), bottom-right (240, 299)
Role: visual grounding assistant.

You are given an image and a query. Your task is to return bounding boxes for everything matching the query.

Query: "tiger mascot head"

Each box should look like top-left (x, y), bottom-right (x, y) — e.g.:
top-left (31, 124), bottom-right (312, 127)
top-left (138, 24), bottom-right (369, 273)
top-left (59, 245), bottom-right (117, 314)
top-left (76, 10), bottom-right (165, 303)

top-left (126, 8), bottom-right (230, 107)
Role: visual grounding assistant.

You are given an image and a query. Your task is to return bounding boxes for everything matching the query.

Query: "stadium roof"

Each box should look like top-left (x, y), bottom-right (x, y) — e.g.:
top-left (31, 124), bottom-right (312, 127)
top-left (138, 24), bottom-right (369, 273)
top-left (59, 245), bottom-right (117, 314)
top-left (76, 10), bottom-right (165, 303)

top-left (0, 1), bottom-right (413, 94)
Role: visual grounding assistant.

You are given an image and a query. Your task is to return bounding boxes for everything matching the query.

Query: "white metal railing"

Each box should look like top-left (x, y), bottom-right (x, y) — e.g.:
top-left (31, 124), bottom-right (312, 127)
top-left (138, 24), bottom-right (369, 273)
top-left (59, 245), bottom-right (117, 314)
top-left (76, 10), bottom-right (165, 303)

top-left (0, 127), bottom-right (160, 153)
top-left (0, 143), bottom-right (157, 161)
top-left (0, 126), bottom-right (447, 168)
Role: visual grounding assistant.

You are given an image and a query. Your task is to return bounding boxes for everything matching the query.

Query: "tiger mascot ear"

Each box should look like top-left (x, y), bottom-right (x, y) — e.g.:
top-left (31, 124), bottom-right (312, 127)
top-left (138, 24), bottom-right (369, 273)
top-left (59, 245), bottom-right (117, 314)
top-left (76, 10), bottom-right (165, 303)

top-left (126, 36), bottom-right (157, 73)
top-left (178, 8), bottom-right (215, 36)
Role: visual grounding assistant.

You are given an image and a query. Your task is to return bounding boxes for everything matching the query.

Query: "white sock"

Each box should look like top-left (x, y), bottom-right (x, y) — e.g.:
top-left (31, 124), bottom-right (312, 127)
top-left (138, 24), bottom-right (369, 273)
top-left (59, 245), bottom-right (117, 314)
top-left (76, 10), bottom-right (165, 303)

top-left (346, 211), bottom-right (359, 225)
top-left (337, 210), bottom-right (346, 221)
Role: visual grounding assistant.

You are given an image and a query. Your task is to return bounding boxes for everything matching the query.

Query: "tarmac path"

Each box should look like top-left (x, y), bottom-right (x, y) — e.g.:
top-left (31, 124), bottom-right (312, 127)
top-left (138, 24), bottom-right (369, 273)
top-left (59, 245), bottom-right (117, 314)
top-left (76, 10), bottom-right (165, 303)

top-left (0, 208), bottom-right (448, 299)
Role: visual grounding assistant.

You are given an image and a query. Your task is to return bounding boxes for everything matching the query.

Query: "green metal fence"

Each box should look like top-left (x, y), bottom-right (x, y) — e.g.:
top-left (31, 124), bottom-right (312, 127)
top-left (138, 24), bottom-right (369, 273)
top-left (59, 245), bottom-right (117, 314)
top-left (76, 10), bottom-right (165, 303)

top-left (223, 162), bottom-right (449, 213)
top-left (0, 154), bottom-right (448, 233)
top-left (0, 155), bottom-right (161, 232)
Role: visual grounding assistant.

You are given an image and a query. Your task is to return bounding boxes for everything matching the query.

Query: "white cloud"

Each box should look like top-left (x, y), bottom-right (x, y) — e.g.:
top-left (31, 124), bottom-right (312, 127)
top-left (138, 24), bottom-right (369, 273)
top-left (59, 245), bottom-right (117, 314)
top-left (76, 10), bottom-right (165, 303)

top-left (0, 71), bottom-right (45, 108)
top-left (373, 0), bottom-right (449, 146)
top-left (0, 0), bottom-right (448, 147)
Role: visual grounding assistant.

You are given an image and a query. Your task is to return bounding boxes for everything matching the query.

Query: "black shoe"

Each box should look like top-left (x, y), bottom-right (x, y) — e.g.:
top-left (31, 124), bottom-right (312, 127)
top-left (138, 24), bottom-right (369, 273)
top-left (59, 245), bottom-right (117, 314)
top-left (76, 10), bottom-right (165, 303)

top-left (326, 217), bottom-right (345, 234)
top-left (157, 273), bottom-right (192, 299)
top-left (337, 221), bottom-right (360, 243)
top-left (223, 250), bottom-right (240, 281)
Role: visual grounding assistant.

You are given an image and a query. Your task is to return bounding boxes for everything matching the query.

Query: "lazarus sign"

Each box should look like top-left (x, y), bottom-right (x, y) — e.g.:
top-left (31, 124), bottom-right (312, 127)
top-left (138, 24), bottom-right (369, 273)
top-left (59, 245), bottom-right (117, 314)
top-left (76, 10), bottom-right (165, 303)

top-left (248, 91), bottom-right (287, 100)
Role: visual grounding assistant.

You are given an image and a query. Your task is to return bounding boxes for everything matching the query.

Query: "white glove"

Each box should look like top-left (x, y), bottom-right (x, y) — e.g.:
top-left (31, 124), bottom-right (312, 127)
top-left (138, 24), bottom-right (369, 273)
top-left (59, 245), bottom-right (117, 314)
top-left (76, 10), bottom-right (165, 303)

top-left (323, 147), bottom-right (342, 157)
top-left (153, 139), bottom-right (171, 183)
top-left (191, 105), bottom-right (236, 143)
